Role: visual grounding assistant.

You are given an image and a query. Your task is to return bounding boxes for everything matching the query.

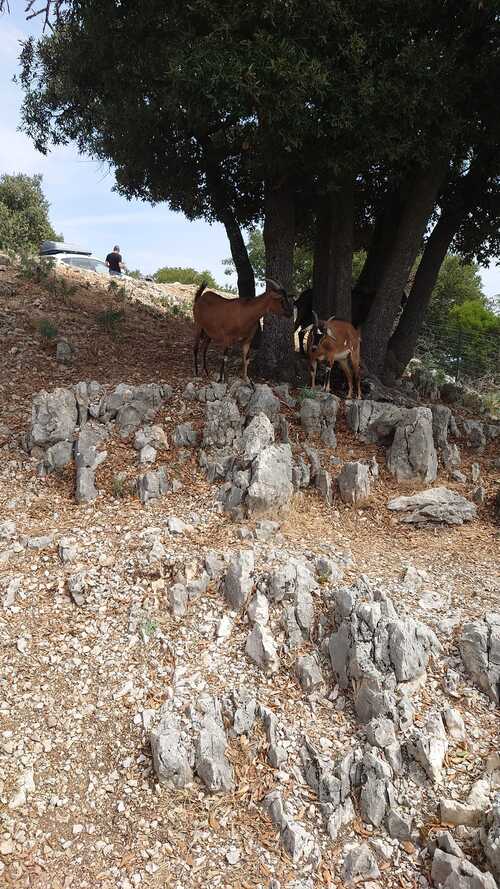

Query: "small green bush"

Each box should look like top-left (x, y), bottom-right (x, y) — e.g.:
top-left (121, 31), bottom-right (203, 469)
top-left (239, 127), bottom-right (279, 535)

top-left (111, 473), bottom-right (127, 498)
top-left (297, 387), bottom-right (318, 402)
top-left (96, 308), bottom-right (125, 337)
top-left (19, 253), bottom-right (54, 284)
top-left (38, 318), bottom-right (58, 341)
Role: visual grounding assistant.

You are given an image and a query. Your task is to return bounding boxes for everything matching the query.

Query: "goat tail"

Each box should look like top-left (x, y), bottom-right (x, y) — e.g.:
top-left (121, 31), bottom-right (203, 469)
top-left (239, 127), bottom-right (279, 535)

top-left (194, 281), bottom-right (207, 303)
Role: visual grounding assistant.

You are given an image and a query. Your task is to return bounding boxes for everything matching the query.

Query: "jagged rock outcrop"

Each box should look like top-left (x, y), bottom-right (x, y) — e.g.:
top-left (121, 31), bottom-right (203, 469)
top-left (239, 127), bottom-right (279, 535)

top-left (388, 487), bottom-right (477, 525)
top-left (328, 584), bottom-right (441, 723)
top-left (99, 382), bottom-right (172, 436)
top-left (213, 413), bottom-right (294, 519)
top-left (74, 425), bottom-right (108, 503)
top-left (263, 790), bottom-right (321, 865)
top-left (387, 408), bottom-right (438, 482)
top-left (150, 715), bottom-right (193, 789)
top-left (337, 461), bottom-right (373, 505)
top-left (459, 613), bottom-right (500, 704)
top-left (29, 387), bottom-right (78, 449)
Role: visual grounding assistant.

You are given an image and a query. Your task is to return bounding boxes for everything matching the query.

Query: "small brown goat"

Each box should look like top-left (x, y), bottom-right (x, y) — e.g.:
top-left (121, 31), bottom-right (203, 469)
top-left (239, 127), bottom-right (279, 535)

top-left (308, 312), bottom-right (362, 399)
top-left (193, 279), bottom-right (293, 382)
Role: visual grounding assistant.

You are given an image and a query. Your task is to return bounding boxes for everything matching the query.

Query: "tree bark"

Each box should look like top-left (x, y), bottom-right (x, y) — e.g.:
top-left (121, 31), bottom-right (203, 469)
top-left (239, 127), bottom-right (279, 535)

top-left (256, 181), bottom-right (295, 381)
top-left (312, 196), bottom-right (333, 318)
top-left (197, 134), bottom-right (255, 299)
top-left (383, 209), bottom-right (459, 381)
top-left (331, 180), bottom-right (354, 320)
top-left (219, 209), bottom-right (255, 299)
top-left (361, 163), bottom-right (447, 377)
top-left (313, 180), bottom-right (354, 320)
top-left (351, 186), bottom-right (404, 326)
top-left (383, 152), bottom-right (493, 380)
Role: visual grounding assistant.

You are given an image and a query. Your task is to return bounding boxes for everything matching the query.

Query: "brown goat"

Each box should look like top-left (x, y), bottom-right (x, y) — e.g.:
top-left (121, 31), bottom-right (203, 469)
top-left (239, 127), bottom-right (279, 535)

top-left (193, 279), bottom-right (293, 382)
top-left (308, 312), bottom-right (362, 399)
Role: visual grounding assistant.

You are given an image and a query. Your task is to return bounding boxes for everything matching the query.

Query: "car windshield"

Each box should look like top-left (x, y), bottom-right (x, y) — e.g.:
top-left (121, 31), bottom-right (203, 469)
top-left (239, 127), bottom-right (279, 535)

top-left (61, 256), bottom-right (108, 275)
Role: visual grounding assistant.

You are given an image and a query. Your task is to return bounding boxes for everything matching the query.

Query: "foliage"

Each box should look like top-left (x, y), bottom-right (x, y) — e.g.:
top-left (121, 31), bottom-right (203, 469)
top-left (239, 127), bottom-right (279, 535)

top-left (38, 318), bottom-right (58, 340)
top-left (296, 387), bottom-right (318, 402)
top-left (0, 173), bottom-right (58, 255)
top-left (18, 252), bottom-right (54, 283)
top-left (48, 275), bottom-right (78, 304)
top-left (126, 269), bottom-right (143, 279)
top-left (424, 255), bottom-right (485, 329)
top-left (111, 473), bottom-right (127, 498)
top-left (418, 258), bottom-right (499, 381)
top-left (16, 2), bottom-right (500, 378)
top-left (154, 266), bottom-right (218, 288)
top-left (96, 308), bottom-right (125, 337)
top-left (108, 279), bottom-right (127, 302)
top-left (224, 229), bottom-right (366, 294)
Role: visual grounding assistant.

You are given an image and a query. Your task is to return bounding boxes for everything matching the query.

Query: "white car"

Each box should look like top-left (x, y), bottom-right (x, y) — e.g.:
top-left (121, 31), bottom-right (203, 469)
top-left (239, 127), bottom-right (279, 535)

top-left (39, 241), bottom-right (129, 278)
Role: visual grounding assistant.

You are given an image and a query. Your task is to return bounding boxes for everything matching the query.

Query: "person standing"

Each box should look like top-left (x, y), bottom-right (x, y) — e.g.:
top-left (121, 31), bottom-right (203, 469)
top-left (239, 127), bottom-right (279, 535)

top-left (105, 245), bottom-right (123, 276)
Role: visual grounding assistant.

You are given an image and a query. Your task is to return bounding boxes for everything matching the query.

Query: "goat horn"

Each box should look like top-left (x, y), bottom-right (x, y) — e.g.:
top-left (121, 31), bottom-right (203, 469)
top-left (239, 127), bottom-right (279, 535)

top-left (266, 278), bottom-right (283, 292)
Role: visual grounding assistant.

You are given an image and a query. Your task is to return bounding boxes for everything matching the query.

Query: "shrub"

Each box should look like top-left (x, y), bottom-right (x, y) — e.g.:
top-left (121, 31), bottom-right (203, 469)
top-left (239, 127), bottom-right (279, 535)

top-left (153, 266), bottom-right (218, 288)
top-left (96, 308), bottom-right (125, 337)
top-left (19, 253), bottom-right (54, 283)
top-left (38, 318), bottom-right (58, 341)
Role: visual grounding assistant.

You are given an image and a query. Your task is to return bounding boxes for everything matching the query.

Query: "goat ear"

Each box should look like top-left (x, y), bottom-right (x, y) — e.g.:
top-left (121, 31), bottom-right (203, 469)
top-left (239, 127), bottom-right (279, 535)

top-left (312, 310), bottom-right (320, 328)
top-left (266, 278), bottom-right (283, 293)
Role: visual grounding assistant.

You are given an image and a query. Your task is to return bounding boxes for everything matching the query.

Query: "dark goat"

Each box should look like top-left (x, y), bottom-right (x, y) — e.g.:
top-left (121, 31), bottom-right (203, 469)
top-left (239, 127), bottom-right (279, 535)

top-left (294, 288), bottom-right (313, 355)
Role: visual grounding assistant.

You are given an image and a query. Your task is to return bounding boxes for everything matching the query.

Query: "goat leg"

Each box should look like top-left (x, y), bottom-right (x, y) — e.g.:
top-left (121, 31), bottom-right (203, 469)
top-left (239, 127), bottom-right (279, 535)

top-left (323, 366), bottom-right (332, 393)
top-left (218, 349), bottom-right (228, 383)
top-left (202, 335), bottom-right (210, 376)
top-left (298, 327), bottom-right (306, 355)
top-left (193, 332), bottom-right (201, 376)
top-left (338, 357), bottom-right (353, 399)
top-left (310, 360), bottom-right (317, 390)
top-left (242, 339), bottom-right (252, 384)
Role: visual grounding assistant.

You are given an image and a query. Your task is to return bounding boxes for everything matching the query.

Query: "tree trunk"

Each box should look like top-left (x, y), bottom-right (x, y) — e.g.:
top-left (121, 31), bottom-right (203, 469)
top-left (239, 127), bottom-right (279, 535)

top-left (331, 179), bottom-right (354, 320)
top-left (220, 209), bottom-right (255, 299)
top-left (197, 136), bottom-right (255, 299)
top-left (313, 196), bottom-right (333, 318)
top-left (383, 209), bottom-right (459, 381)
top-left (361, 163), bottom-right (447, 377)
top-left (351, 186), bottom-right (404, 326)
top-left (256, 181), bottom-right (295, 381)
top-left (313, 180), bottom-right (354, 320)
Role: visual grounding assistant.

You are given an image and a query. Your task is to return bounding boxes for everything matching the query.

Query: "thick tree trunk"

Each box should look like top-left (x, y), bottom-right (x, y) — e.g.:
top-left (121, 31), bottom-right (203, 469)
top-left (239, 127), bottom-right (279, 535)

top-left (351, 187), bottom-right (404, 326)
top-left (313, 180), bottom-right (354, 320)
top-left (361, 163), bottom-right (447, 377)
top-left (220, 210), bottom-right (255, 299)
top-left (383, 209), bottom-right (459, 381)
top-left (313, 196), bottom-right (333, 318)
top-left (331, 180), bottom-right (354, 320)
top-left (256, 182), bottom-right (295, 381)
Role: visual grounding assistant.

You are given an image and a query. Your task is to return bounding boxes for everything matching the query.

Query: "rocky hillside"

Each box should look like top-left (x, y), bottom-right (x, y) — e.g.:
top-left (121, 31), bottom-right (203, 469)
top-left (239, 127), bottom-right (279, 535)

top-left (0, 258), bottom-right (499, 889)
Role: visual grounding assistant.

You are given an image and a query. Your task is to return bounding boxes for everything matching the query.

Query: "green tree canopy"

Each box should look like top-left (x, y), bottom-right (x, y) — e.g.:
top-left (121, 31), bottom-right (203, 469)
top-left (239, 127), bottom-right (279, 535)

top-left (153, 266), bottom-right (218, 288)
top-left (0, 173), bottom-right (58, 254)
top-left (424, 255), bottom-right (485, 329)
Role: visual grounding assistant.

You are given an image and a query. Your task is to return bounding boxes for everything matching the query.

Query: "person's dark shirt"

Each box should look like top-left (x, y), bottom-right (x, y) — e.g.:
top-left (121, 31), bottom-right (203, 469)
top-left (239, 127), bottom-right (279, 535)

top-left (106, 252), bottom-right (122, 273)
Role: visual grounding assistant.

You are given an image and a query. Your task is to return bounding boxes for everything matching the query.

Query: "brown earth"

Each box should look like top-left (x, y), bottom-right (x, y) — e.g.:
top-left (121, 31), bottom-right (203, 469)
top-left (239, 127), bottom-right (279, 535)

top-left (0, 261), bottom-right (498, 889)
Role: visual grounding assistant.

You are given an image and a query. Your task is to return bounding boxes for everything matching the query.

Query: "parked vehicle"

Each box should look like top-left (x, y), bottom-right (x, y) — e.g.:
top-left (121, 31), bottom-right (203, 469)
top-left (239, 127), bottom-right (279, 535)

top-left (39, 241), bottom-right (129, 278)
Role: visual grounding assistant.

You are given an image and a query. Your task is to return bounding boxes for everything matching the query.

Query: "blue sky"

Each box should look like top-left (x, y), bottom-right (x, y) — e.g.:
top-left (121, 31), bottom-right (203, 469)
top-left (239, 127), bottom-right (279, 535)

top-left (0, 9), bottom-right (234, 282)
top-left (1, 9), bottom-right (499, 296)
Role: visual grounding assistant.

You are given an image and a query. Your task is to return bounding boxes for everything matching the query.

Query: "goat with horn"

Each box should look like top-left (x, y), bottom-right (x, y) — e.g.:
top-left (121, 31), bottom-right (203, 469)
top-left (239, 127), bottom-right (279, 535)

top-left (193, 279), bottom-right (293, 383)
top-left (307, 311), bottom-right (362, 399)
